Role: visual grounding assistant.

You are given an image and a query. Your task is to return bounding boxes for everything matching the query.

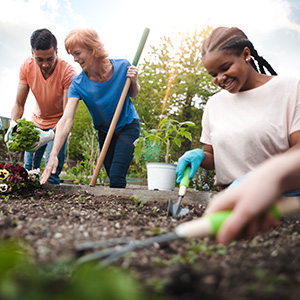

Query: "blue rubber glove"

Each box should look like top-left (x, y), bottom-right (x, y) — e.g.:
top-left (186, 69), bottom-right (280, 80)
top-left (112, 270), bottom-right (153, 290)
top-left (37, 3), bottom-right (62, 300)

top-left (227, 173), bottom-right (251, 191)
top-left (176, 149), bottom-right (204, 183)
top-left (228, 172), bottom-right (300, 197)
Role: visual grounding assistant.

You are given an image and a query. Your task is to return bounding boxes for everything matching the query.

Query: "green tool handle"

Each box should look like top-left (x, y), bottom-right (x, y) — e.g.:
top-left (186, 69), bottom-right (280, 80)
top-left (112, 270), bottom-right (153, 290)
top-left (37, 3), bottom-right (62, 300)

top-left (175, 196), bottom-right (300, 238)
top-left (132, 28), bottom-right (150, 66)
top-left (180, 166), bottom-right (190, 187)
top-left (178, 166), bottom-right (190, 196)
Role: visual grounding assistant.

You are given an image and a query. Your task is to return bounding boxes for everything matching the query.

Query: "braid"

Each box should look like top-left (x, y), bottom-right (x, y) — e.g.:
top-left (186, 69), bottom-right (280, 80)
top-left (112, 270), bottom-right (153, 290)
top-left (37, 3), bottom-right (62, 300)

top-left (248, 44), bottom-right (277, 75)
top-left (202, 27), bottom-right (277, 75)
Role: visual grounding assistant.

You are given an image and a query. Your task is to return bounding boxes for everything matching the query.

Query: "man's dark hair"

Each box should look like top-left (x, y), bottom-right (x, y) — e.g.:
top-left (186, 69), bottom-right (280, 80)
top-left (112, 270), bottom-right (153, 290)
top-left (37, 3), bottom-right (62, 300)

top-left (30, 28), bottom-right (57, 51)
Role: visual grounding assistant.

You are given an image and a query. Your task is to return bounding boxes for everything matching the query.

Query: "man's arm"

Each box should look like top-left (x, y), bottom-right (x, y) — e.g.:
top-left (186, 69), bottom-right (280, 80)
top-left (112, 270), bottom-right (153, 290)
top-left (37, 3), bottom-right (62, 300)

top-left (11, 83), bottom-right (30, 121)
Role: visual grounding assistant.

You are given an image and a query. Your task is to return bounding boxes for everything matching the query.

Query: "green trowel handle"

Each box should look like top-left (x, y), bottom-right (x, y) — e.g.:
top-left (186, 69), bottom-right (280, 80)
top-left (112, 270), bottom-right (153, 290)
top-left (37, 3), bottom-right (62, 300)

top-left (180, 166), bottom-right (190, 188)
top-left (178, 166), bottom-right (190, 196)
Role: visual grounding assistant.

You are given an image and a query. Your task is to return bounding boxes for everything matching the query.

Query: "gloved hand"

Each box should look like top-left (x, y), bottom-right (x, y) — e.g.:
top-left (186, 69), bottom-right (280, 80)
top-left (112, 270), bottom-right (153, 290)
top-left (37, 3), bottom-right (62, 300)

top-left (176, 148), bottom-right (204, 183)
top-left (227, 173), bottom-right (251, 191)
top-left (25, 128), bottom-right (55, 152)
top-left (4, 120), bottom-right (17, 144)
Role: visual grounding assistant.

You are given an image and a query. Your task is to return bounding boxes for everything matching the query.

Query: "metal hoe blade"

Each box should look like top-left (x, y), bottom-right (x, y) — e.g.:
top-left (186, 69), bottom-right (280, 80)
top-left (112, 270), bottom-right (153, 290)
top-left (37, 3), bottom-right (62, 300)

top-left (167, 195), bottom-right (190, 217)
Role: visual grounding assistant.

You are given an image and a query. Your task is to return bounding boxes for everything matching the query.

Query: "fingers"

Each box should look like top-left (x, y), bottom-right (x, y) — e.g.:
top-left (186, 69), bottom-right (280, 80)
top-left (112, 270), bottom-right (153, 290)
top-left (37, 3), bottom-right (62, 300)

top-left (176, 160), bottom-right (188, 183)
top-left (216, 210), bottom-right (280, 245)
top-left (127, 66), bottom-right (138, 79)
top-left (205, 190), bottom-right (234, 215)
top-left (40, 157), bottom-right (58, 184)
top-left (188, 164), bottom-right (198, 179)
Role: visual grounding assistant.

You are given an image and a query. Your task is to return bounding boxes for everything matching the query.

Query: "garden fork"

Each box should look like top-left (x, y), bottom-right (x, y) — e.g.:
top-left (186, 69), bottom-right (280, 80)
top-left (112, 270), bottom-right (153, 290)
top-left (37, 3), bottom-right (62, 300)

top-left (76, 232), bottom-right (180, 268)
top-left (76, 197), bottom-right (300, 267)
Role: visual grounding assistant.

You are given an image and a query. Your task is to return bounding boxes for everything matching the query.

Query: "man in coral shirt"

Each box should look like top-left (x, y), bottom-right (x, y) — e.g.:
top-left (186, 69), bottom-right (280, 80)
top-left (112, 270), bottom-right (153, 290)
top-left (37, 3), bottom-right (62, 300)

top-left (8, 28), bottom-right (76, 184)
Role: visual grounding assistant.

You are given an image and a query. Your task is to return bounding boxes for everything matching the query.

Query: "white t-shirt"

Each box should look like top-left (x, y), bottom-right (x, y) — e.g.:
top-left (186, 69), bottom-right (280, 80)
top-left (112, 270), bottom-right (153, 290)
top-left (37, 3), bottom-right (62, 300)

top-left (200, 76), bottom-right (300, 186)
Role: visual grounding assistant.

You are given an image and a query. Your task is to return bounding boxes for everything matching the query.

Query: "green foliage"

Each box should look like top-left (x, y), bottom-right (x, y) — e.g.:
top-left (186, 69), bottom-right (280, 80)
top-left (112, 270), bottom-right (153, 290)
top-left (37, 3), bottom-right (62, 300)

top-left (191, 169), bottom-right (219, 192)
top-left (134, 26), bottom-right (219, 152)
top-left (145, 227), bottom-right (167, 236)
top-left (68, 102), bottom-right (98, 162)
top-left (0, 240), bottom-right (154, 300)
top-left (6, 119), bottom-right (39, 153)
top-left (68, 157), bottom-right (108, 186)
top-left (134, 118), bottom-right (195, 164)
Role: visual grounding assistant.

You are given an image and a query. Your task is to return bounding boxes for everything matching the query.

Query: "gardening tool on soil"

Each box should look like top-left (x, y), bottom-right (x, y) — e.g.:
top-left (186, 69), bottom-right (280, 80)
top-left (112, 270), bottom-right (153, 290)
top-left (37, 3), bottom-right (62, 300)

top-left (89, 28), bottom-right (150, 187)
top-left (167, 166), bottom-right (190, 216)
top-left (76, 196), bottom-right (300, 267)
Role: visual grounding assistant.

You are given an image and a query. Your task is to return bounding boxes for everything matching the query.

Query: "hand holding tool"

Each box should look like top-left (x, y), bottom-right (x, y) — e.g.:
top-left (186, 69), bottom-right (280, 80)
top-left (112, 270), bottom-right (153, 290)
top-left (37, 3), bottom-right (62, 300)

top-left (176, 148), bottom-right (204, 183)
top-left (167, 166), bottom-right (190, 216)
top-left (175, 196), bottom-right (300, 238)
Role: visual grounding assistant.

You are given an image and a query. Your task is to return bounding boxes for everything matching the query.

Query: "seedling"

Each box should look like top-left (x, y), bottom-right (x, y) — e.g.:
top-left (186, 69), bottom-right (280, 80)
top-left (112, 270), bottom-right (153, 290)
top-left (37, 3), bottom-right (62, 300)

top-left (129, 196), bottom-right (146, 210)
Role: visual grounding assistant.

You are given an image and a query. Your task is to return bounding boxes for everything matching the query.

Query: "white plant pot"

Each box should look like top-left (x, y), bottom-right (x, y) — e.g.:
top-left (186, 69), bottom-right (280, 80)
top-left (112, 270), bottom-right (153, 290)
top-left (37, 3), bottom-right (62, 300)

top-left (146, 162), bottom-right (176, 191)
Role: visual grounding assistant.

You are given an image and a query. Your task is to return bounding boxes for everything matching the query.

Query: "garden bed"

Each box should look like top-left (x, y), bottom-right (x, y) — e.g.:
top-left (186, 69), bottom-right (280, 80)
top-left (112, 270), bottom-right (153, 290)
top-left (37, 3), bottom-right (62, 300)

top-left (0, 186), bottom-right (300, 299)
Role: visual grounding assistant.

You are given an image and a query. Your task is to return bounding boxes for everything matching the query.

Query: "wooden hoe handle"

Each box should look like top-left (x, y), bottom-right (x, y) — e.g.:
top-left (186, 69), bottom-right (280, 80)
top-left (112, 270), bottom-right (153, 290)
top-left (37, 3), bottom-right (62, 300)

top-left (90, 28), bottom-right (150, 186)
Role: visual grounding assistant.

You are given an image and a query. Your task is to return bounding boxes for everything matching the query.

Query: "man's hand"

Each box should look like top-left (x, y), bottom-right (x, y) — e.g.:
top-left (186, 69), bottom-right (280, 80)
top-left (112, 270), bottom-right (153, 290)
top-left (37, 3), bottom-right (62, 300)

top-left (25, 129), bottom-right (55, 152)
top-left (4, 120), bottom-right (17, 143)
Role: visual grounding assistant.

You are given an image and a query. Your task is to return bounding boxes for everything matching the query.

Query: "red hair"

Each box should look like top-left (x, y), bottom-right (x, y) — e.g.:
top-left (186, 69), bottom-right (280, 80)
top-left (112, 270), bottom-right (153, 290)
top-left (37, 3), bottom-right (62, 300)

top-left (65, 28), bottom-right (109, 60)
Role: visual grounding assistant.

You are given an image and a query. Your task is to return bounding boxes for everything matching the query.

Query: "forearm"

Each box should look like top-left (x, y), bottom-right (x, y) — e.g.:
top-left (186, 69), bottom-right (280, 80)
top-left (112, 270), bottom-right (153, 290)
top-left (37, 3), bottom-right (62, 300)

top-left (50, 117), bottom-right (73, 157)
top-left (11, 83), bottom-right (29, 121)
top-left (11, 104), bottom-right (24, 121)
top-left (200, 151), bottom-right (215, 170)
top-left (129, 80), bottom-right (140, 99)
top-left (272, 151), bottom-right (300, 194)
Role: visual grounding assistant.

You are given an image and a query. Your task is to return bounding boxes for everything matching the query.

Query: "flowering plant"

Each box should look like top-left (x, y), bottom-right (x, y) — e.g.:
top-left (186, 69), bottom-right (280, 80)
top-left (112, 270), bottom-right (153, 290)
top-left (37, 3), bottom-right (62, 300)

top-left (0, 163), bottom-right (40, 194)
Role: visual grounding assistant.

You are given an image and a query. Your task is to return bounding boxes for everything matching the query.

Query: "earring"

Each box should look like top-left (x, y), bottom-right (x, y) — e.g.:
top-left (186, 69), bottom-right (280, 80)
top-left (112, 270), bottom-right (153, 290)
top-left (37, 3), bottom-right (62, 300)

top-left (246, 57), bottom-right (251, 62)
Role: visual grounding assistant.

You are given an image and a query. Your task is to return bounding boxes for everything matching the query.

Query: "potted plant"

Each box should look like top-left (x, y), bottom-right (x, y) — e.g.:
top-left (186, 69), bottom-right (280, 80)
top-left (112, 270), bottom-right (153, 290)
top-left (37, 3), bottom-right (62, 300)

top-left (134, 117), bottom-right (195, 191)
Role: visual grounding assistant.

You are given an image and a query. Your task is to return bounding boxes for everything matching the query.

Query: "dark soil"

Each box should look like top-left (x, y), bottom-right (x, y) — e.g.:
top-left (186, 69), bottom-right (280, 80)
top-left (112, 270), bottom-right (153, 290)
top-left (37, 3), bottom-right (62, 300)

top-left (1, 186), bottom-right (300, 300)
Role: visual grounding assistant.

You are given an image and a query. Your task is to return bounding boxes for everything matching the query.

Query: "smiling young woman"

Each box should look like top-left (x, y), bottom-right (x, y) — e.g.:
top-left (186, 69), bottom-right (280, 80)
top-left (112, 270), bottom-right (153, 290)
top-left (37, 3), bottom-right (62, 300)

top-left (176, 26), bottom-right (300, 190)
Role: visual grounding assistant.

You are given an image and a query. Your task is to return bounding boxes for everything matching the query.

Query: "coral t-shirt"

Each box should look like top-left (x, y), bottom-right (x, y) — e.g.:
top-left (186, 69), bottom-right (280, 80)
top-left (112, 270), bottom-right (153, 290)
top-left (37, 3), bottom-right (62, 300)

top-left (201, 76), bottom-right (300, 186)
top-left (19, 57), bottom-right (76, 129)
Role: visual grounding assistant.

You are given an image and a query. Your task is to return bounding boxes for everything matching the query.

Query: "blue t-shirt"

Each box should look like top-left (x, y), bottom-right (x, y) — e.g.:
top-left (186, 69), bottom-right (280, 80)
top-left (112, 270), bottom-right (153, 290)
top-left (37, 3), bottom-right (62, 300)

top-left (68, 59), bottom-right (139, 132)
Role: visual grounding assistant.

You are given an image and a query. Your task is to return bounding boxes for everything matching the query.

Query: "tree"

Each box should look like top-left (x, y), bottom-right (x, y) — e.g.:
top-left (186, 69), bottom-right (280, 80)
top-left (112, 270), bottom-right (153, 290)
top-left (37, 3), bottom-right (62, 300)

top-left (134, 26), bottom-right (220, 155)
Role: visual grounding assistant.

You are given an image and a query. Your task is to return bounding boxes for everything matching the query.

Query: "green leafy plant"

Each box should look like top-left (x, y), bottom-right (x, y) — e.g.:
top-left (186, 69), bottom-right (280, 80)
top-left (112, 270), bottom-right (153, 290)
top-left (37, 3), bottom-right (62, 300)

top-left (6, 118), bottom-right (39, 152)
top-left (134, 117), bottom-right (195, 164)
top-left (68, 157), bottom-right (108, 186)
top-left (0, 240), bottom-right (154, 300)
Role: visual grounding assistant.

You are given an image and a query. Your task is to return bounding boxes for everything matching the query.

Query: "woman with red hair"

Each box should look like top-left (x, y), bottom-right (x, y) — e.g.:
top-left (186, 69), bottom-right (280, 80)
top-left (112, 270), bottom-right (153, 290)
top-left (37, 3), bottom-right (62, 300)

top-left (41, 28), bottom-right (140, 188)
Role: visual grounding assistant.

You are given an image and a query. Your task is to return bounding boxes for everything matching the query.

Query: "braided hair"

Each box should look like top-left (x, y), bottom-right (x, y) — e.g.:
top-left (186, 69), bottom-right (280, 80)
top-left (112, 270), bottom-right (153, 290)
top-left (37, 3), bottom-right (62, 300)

top-left (201, 27), bottom-right (277, 75)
